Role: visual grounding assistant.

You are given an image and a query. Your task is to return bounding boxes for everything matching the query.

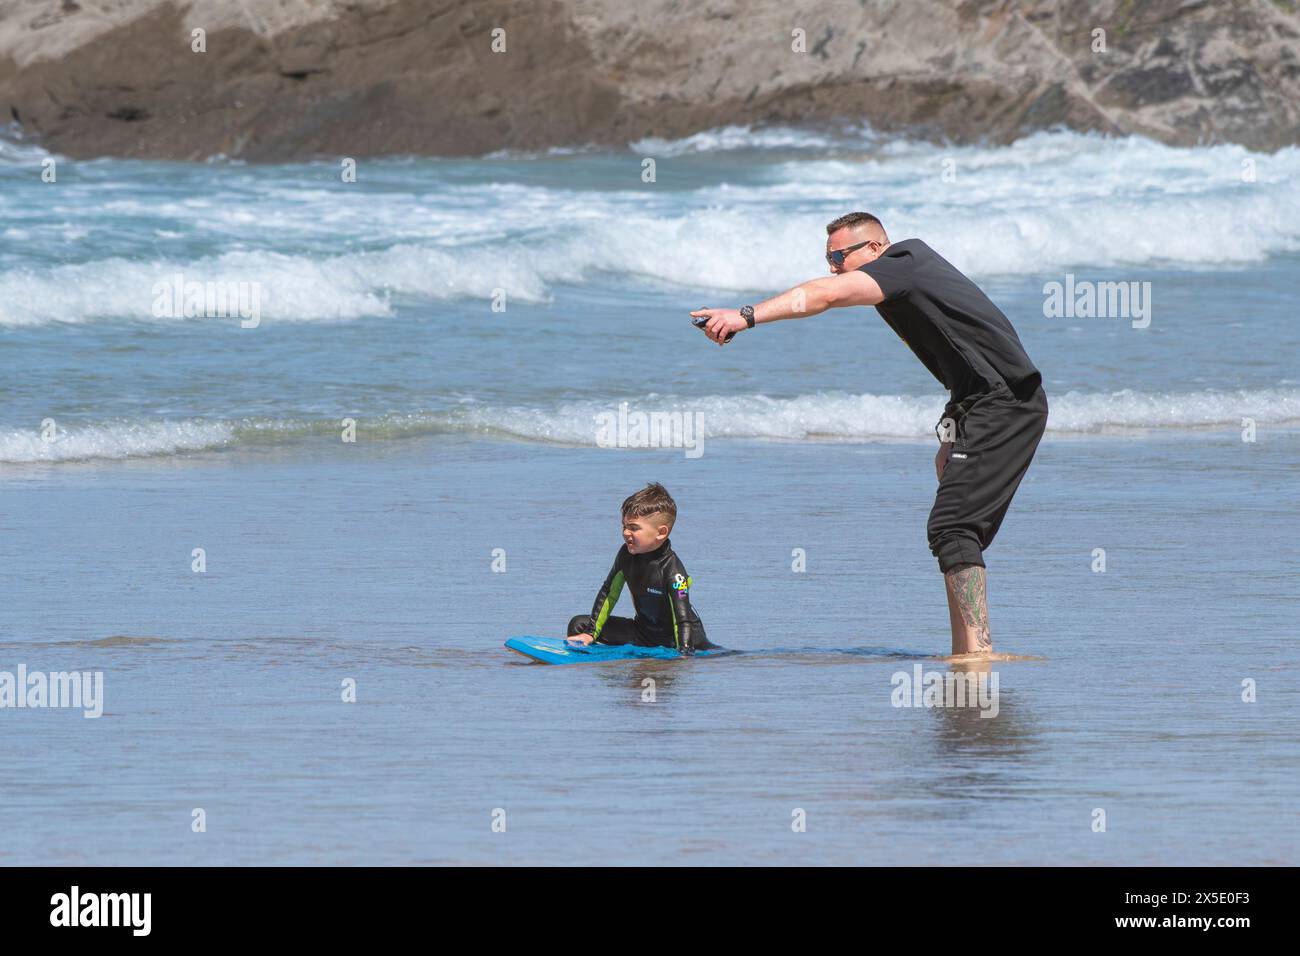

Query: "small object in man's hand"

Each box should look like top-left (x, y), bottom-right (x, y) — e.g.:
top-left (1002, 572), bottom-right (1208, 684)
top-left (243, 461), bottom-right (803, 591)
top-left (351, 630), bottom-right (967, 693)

top-left (691, 316), bottom-right (736, 343)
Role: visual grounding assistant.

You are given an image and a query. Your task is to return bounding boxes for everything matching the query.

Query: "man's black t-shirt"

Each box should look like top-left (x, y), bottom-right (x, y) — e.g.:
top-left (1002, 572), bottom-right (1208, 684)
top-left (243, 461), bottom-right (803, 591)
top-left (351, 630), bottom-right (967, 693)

top-left (856, 239), bottom-right (1041, 408)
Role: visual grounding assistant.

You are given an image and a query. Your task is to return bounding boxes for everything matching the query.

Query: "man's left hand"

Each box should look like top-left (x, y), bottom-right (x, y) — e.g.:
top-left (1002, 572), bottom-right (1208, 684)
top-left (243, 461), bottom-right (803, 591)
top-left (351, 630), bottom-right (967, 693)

top-left (936, 441), bottom-right (953, 481)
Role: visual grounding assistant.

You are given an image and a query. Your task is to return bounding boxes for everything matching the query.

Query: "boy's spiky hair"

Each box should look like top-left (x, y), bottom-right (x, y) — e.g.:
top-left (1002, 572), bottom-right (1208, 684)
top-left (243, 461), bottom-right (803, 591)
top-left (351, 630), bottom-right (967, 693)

top-left (621, 482), bottom-right (677, 529)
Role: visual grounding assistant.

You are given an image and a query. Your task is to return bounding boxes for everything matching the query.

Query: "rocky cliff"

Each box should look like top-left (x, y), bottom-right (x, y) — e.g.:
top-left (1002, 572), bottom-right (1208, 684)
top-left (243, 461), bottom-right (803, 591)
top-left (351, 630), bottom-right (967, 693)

top-left (1, 0), bottom-right (1297, 160)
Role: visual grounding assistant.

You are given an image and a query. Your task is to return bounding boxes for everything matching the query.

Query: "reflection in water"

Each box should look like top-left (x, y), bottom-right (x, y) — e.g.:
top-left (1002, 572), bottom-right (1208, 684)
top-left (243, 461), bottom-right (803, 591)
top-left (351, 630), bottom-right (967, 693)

top-left (914, 659), bottom-right (1043, 804)
top-left (598, 660), bottom-right (689, 704)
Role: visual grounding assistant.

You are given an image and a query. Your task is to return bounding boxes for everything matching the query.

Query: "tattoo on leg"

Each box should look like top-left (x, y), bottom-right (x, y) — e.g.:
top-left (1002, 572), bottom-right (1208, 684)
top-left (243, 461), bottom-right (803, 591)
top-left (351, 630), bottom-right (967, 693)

top-left (947, 563), bottom-right (991, 651)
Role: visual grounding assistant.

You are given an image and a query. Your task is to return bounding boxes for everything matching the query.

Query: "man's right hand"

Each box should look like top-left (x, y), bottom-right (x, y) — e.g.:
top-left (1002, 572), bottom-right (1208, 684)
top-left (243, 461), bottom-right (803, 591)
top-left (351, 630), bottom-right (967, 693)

top-left (689, 308), bottom-right (746, 345)
top-left (936, 441), bottom-right (953, 481)
top-left (566, 633), bottom-right (594, 646)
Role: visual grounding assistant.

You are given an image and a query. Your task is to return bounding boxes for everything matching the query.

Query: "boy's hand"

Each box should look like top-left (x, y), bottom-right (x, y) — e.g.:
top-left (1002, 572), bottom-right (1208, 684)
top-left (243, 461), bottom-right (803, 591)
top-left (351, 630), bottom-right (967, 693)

top-left (936, 441), bottom-right (953, 481)
top-left (566, 633), bottom-right (594, 646)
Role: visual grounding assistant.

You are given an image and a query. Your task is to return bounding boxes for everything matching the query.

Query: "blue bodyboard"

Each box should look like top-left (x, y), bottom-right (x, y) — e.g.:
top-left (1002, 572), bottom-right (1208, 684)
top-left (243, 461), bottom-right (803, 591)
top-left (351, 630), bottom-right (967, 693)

top-left (505, 636), bottom-right (726, 665)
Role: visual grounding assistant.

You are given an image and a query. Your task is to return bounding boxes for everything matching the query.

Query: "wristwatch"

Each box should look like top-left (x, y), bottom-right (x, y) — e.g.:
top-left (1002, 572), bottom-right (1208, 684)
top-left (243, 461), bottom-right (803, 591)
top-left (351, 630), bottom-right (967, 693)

top-left (740, 305), bottom-right (756, 328)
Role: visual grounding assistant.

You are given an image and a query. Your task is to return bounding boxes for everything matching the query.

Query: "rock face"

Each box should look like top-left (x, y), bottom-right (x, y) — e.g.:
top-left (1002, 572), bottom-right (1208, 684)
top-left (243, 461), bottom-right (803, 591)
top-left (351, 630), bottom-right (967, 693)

top-left (2, 0), bottom-right (1297, 160)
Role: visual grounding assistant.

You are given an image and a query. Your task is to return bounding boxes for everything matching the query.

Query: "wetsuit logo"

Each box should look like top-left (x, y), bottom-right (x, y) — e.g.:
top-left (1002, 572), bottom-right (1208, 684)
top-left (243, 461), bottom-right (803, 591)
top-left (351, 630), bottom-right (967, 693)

top-left (671, 573), bottom-right (689, 593)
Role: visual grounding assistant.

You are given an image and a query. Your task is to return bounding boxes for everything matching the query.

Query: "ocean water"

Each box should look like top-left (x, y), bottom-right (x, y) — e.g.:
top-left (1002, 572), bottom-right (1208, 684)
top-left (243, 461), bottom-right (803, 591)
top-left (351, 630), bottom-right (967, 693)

top-left (1, 126), bottom-right (1297, 865)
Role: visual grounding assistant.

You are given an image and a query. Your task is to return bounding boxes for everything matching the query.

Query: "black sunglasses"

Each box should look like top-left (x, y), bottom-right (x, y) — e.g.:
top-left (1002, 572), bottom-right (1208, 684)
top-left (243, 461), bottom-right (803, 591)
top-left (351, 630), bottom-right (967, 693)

top-left (826, 239), bottom-right (875, 266)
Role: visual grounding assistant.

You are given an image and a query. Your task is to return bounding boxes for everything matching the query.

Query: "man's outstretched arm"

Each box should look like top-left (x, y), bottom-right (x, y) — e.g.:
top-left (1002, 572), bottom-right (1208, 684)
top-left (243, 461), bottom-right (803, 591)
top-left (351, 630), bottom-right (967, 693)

top-left (691, 271), bottom-right (885, 344)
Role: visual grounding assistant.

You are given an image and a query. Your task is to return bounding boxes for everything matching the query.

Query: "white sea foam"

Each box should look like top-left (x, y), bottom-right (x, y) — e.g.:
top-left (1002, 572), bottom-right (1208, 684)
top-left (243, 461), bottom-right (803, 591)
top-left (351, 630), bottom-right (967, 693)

top-left (2, 129), bottom-right (1295, 325)
top-left (444, 387), bottom-right (1300, 443)
top-left (630, 123), bottom-right (879, 155)
top-left (0, 420), bottom-right (234, 463)
top-left (0, 245), bottom-right (561, 325)
top-left (0, 126), bottom-right (54, 165)
top-left (4, 389), bottom-right (1293, 463)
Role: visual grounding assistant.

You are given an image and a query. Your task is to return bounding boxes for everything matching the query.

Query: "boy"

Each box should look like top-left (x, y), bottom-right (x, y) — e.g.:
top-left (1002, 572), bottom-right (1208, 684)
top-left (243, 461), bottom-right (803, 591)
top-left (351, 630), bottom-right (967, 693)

top-left (566, 482), bottom-right (715, 656)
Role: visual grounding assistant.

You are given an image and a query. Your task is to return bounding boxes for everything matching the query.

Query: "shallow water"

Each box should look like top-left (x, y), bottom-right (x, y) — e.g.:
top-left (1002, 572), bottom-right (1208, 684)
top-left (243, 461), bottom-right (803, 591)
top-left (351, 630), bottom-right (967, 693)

top-left (1, 128), bottom-right (1297, 864)
top-left (1, 427), bottom-right (1295, 865)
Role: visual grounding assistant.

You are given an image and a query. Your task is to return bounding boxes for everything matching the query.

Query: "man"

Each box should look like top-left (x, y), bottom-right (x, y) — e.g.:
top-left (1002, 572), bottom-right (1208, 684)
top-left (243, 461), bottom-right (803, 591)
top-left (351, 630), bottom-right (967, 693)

top-left (691, 212), bottom-right (1048, 657)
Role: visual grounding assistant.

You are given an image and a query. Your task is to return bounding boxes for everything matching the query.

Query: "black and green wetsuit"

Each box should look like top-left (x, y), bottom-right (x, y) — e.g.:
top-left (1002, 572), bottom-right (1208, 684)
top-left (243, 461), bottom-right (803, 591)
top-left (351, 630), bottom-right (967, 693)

top-left (567, 538), bottom-right (713, 654)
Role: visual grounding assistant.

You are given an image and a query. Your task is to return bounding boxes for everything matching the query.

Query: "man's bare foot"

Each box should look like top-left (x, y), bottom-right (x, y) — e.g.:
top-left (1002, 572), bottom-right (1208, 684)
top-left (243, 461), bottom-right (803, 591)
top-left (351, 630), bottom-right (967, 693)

top-left (935, 651), bottom-right (1044, 664)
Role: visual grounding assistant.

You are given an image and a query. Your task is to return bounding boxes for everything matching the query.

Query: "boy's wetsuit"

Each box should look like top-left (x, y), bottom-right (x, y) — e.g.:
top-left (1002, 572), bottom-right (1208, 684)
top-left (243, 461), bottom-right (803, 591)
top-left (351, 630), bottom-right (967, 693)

top-left (855, 238), bottom-right (1049, 573)
top-left (567, 538), bottom-right (714, 654)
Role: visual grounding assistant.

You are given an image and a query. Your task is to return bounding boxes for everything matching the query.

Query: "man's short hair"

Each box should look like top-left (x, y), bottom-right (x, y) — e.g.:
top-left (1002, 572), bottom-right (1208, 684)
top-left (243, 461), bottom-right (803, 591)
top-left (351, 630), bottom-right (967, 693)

top-left (826, 212), bottom-right (884, 235)
top-left (622, 482), bottom-right (677, 529)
